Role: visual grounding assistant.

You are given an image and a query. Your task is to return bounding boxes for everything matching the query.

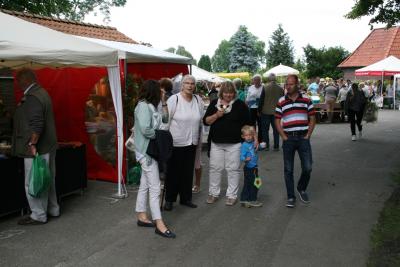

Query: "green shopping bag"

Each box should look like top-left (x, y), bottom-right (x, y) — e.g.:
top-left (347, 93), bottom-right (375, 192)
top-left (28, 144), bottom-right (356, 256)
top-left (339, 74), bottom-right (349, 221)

top-left (127, 163), bottom-right (141, 185)
top-left (28, 154), bottom-right (51, 198)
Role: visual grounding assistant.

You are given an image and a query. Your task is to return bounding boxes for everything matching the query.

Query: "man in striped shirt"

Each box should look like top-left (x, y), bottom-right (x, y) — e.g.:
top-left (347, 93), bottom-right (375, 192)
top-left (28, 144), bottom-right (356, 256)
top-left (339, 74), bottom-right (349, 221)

top-left (275, 75), bottom-right (316, 208)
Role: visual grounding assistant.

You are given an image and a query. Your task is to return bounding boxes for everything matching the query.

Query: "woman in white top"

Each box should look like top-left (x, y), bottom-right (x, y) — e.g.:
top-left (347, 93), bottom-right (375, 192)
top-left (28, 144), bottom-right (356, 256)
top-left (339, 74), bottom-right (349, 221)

top-left (164, 75), bottom-right (204, 211)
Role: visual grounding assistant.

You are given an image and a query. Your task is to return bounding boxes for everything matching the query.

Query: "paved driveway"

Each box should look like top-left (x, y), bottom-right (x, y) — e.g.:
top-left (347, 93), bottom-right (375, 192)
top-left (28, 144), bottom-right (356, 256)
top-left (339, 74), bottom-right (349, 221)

top-left (1, 110), bottom-right (399, 267)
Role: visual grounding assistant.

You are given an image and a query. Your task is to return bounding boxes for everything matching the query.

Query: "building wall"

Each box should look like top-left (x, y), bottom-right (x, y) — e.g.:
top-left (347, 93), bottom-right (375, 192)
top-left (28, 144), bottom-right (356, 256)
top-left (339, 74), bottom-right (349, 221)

top-left (341, 67), bottom-right (359, 81)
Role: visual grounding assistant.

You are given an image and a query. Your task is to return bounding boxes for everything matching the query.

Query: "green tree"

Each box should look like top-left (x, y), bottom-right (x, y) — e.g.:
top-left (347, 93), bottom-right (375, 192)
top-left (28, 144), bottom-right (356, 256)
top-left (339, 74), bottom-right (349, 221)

top-left (346, 0), bottom-right (400, 28)
top-left (165, 46), bottom-right (196, 64)
top-left (293, 58), bottom-right (306, 73)
top-left (176, 46), bottom-right (194, 59)
top-left (0, 0), bottom-right (127, 22)
top-left (165, 47), bottom-right (176, 54)
top-left (303, 45), bottom-right (349, 79)
top-left (198, 55), bottom-right (212, 71)
top-left (211, 40), bottom-right (232, 72)
top-left (229, 25), bottom-right (264, 73)
top-left (266, 24), bottom-right (295, 68)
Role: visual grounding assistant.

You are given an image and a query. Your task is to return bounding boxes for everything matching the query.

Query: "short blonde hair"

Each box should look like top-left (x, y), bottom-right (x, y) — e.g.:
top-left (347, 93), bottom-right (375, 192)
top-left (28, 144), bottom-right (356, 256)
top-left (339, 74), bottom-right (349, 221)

top-left (218, 81), bottom-right (237, 99)
top-left (241, 125), bottom-right (255, 135)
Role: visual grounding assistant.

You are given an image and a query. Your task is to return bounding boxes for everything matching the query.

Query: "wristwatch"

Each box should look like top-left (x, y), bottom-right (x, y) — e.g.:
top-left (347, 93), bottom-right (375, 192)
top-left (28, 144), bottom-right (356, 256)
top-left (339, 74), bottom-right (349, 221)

top-left (28, 142), bottom-right (36, 147)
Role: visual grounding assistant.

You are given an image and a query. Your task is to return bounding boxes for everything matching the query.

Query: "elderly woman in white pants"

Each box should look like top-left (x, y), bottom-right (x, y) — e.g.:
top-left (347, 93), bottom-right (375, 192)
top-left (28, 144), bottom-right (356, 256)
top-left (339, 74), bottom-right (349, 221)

top-left (203, 81), bottom-right (250, 206)
top-left (134, 80), bottom-right (175, 238)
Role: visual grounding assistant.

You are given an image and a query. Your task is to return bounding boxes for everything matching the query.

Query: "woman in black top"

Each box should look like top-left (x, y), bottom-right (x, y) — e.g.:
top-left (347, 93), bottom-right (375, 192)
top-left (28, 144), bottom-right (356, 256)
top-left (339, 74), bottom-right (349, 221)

top-left (345, 83), bottom-right (366, 141)
top-left (203, 81), bottom-right (250, 206)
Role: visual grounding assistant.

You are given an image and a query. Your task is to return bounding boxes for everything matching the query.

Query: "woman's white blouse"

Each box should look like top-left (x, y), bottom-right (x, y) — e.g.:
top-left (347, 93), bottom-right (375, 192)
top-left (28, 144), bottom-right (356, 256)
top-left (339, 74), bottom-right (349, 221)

top-left (167, 93), bottom-right (203, 147)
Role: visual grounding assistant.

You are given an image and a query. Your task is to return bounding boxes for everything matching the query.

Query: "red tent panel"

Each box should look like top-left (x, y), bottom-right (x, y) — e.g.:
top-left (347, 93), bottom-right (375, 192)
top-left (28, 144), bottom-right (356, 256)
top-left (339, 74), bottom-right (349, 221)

top-left (13, 63), bottom-right (188, 182)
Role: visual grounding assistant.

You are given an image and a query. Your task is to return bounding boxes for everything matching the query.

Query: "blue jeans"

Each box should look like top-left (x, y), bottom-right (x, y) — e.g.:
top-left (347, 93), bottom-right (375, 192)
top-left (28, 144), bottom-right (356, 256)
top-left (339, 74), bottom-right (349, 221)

top-left (261, 114), bottom-right (279, 148)
top-left (240, 167), bottom-right (258, 202)
top-left (282, 136), bottom-right (313, 199)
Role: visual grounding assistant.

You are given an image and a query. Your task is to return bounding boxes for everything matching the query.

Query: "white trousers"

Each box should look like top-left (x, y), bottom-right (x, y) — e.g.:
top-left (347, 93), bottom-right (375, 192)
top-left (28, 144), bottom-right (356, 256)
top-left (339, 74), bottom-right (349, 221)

top-left (208, 142), bottom-right (241, 199)
top-left (24, 152), bottom-right (60, 222)
top-left (135, 158), bottom-right (162, 220)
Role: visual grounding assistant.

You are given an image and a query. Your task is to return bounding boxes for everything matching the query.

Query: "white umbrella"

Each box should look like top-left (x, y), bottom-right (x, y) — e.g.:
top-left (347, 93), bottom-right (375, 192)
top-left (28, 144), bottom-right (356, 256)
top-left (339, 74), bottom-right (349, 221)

top-left (191, 65), bottom-right (226, 82)
top-left (263, 63), bottom-right (299, 77)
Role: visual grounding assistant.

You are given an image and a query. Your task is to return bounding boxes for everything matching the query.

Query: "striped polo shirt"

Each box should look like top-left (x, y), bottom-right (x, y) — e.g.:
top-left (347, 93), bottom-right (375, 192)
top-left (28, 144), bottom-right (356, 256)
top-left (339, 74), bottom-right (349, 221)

top-left (275, 93), bottom-right (315, 132)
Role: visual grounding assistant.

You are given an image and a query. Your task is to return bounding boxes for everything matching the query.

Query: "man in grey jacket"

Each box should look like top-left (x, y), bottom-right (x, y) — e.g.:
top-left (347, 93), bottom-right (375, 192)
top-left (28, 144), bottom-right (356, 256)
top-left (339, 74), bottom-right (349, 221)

top-left (12, 68), bottom-right (59, 225)
top-left (258, 73), bottom-right (284, 151)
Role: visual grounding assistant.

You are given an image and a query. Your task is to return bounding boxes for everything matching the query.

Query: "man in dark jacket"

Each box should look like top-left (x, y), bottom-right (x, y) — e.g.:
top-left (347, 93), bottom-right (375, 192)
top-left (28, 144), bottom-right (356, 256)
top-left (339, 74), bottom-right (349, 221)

top-left (258, 73), bottom-right (284, 151)
top-left (12, 68), bottom-right (59, 225)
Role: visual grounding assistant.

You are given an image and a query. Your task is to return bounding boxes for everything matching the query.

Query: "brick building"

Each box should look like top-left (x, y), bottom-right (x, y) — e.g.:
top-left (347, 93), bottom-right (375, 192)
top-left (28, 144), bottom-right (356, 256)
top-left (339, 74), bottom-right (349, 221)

top-left (338, 26), bottom-right (400, 80)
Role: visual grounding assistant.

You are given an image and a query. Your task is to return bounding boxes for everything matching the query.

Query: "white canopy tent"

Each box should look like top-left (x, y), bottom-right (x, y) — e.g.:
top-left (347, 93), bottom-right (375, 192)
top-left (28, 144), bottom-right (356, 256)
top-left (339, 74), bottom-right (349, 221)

top-left (263, 64), bottom-right (299, 77)
top-left (355, 56), bottom-right (400, 109)
top-left (190, 65), bottom-right (225, 82)
top-left (0, 11), bottom-right (128, 198)
top-left (79, 36), bottom-right (194, 65)
top-left (355, 56), bottom-right (400, 77)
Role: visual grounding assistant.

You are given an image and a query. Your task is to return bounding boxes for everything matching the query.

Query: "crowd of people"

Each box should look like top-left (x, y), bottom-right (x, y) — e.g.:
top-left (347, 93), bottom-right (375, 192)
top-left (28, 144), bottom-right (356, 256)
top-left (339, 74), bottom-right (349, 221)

top-left (306, 77), bottom-right (389, 140)
top-left (132, 73), bottom-right (316, 239)
top-left (13, 67), bottom-right (382, 240)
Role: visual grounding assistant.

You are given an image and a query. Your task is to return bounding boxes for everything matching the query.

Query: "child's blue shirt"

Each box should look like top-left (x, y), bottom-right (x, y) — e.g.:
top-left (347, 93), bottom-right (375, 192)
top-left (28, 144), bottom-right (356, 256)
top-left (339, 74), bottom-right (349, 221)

top-left (240, 141), bottom-right (258, 168)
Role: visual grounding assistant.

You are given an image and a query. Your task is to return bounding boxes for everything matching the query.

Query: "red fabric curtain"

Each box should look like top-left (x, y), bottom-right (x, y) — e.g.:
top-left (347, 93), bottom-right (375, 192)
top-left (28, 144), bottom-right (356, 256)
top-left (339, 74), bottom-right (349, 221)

top-left (12, 63), bottom-right (188, 182)
top-left (127, 63), bottom-right (189, 79)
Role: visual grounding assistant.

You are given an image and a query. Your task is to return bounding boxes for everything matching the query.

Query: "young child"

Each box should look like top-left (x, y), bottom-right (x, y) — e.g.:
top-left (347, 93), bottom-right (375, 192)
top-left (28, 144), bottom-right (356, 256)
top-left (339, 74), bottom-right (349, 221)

top-left (240, 125), bottom-right (263, 208)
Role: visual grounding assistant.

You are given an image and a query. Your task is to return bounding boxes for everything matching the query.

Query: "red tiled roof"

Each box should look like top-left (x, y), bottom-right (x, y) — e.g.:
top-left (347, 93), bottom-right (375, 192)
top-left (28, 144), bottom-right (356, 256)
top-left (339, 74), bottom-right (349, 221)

top-left (338, 26), bottom-right (400, 68)
top-left (1, 9), bottom-right (138, 44)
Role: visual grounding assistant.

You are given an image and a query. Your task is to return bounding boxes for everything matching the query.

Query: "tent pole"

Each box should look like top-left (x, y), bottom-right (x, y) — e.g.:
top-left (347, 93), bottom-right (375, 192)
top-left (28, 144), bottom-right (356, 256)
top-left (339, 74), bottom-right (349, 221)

top-left (393, 76), bottom-right (396, 110)
top-left (123, 59), bottom-right (129, 192)
top-left (111, 60), bottom-right (127, 199)
top-left (189, 64), bottom-right (192, 75)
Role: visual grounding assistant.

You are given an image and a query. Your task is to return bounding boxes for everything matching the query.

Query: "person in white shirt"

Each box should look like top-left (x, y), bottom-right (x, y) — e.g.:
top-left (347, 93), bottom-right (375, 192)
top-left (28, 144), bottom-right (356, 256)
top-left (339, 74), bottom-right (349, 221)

top-left (246, 74), bottom-right (263, 145)
top-left (164, 75), bottom-right (204, 211)
top-left (337, 79), bottom-right (349, 122)
top-left (359, 83), bottom-right (369, 98)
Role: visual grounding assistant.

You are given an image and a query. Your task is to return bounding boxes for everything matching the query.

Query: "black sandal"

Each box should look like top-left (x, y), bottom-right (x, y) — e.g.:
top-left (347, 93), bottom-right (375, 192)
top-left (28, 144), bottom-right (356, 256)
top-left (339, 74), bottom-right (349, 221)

top-left (155, 227), bottom-right (176, 238)
top-left (137, 220), bottom-right (155, 228)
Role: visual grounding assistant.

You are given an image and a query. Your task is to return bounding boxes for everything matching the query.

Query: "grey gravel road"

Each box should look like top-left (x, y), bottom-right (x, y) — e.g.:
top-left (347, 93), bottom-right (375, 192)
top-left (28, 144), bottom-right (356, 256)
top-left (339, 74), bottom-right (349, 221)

top-left (1, 110), bottom-right (399, 267)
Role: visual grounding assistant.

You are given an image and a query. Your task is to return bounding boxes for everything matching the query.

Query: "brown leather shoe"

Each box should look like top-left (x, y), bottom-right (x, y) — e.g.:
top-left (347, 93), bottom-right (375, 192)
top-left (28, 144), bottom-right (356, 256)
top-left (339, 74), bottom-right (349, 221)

top-left (206, 195), bottom-right (218, 204)
top-left (225, 198), bottom-right (237, 206)
top-left (18, 216), bottom-right (47, 225)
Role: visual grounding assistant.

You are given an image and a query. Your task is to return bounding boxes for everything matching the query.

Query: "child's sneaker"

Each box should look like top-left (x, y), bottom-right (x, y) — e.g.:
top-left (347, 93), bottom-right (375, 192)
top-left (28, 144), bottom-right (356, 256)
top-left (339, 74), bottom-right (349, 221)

top-left (249, 201), bottom-right (263, 207)
top-left (240, 201), bottom-right (251, 208)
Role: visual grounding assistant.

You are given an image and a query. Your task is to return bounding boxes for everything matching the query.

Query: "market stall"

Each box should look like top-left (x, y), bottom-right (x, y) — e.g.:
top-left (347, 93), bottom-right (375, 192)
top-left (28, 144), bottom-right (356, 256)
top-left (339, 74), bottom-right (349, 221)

top-left (0, 11), bottom-right (122, 215)
top-left (1, 11), bottom-right (195, 203)
top-left (355, 56), bottom-right (400, 109)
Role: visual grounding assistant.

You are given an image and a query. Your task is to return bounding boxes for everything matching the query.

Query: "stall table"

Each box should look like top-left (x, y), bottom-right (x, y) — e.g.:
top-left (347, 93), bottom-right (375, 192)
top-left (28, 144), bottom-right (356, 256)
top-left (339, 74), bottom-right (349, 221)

top-left (0, 144), bottom-right (87, 217)
top-left (314, 103), bottom-right (343, 123)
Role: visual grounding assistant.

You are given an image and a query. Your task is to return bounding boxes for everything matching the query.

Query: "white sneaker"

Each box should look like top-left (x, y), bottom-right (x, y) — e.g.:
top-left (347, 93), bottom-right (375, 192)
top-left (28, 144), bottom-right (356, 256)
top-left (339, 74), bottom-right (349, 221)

top-left (352, 135), bottom-right (356, 141)
top-left (260, 142), bottom-right (267, 149)
top-left (358, 131), bottom-right (362, 139)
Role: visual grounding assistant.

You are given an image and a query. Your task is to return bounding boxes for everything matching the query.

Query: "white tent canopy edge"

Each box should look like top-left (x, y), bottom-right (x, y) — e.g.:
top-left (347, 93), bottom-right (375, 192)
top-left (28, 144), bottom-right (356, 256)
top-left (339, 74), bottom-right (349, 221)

top-left (79, 36), bottom-right (194, 65)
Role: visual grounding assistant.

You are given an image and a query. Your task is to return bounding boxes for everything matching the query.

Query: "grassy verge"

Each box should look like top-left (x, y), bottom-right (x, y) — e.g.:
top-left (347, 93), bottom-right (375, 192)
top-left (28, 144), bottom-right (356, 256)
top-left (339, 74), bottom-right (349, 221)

top-left (367, 174), bottom-right (400, 266)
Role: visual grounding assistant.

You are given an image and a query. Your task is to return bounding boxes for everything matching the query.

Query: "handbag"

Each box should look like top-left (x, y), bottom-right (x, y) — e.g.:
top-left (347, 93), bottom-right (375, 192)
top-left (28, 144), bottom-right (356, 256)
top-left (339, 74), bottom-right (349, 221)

top-left (125, 127), bottom-right (135, 152)
top-left (146, 129), bottom-right (173, 162)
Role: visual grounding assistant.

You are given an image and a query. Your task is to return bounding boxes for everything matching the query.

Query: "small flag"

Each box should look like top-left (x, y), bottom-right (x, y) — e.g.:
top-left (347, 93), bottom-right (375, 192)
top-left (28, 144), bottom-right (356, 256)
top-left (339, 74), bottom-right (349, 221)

top-left (254, 176), bottom-right (262, 189)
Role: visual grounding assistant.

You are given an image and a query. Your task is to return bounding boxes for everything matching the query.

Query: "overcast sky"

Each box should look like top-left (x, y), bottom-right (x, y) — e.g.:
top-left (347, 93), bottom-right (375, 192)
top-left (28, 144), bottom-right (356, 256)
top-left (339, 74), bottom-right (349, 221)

top-left (85, 0), bottom-right (382, 62)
